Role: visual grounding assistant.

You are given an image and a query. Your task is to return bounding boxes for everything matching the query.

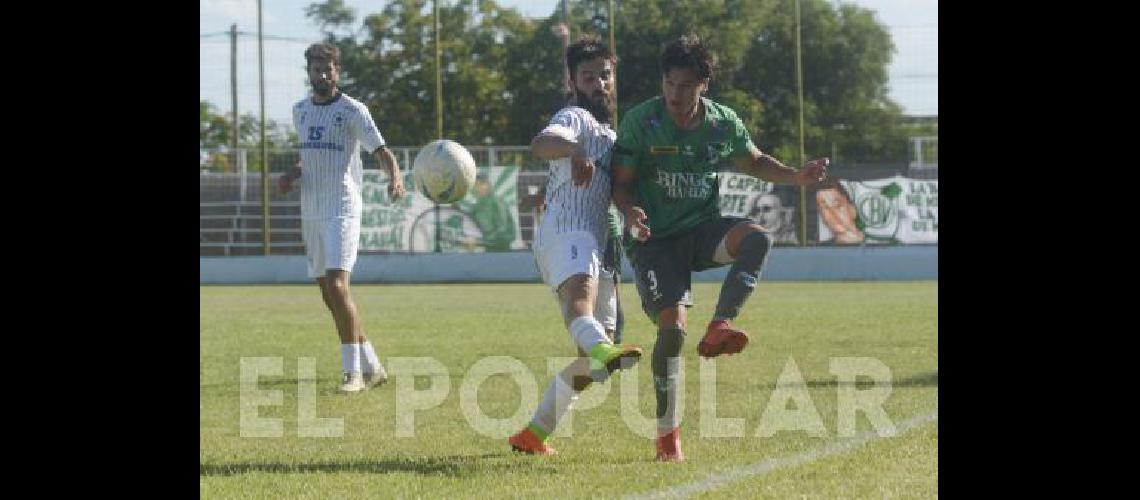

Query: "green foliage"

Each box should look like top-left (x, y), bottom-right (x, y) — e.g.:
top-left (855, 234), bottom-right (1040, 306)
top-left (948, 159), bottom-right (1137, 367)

top-left (200, 100), bottom-right (299, 172)
top-left (736, 0), bottom-right (906, 163)
top-left (290, 0), bottom-right (918, 162)
top-left (308, 0), bottom-right (545, 146)
top-left (305, 0), bottom-right (356, 33)
top-left (603, 0), bottom-right (767, 116)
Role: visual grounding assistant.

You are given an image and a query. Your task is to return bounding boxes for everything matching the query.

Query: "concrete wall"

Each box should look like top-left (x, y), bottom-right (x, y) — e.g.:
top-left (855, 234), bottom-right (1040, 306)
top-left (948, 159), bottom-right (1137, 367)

top-left (200, 246), bottom-right (936, 284)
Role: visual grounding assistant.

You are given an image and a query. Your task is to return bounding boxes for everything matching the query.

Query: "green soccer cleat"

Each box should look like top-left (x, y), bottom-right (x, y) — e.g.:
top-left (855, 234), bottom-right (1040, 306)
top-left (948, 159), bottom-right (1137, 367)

top-left (588, 343), bottom-right (643, 382)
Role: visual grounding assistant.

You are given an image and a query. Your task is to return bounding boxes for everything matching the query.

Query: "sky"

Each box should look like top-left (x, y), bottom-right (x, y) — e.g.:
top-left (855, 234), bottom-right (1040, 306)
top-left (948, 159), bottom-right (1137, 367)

top-left (200, 0), bottom-right (937, 133)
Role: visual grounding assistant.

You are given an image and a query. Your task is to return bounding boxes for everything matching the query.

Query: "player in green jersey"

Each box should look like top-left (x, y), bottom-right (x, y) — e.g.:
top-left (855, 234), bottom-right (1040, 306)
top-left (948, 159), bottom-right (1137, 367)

top-left (612, 34), bottom-right (828, 462)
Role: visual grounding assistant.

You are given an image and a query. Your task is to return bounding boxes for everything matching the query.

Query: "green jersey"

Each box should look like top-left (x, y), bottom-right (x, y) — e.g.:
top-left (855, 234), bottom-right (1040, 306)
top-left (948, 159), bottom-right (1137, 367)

top-left (613, 96), bottom-right (754, 239)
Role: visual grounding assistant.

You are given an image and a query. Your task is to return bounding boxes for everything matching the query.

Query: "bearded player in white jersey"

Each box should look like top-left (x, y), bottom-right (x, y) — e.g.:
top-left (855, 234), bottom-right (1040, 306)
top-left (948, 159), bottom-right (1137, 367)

top-left (509, 36), bottom-right (642, 455)
top-left (278, 42), bottom-right (406, 393)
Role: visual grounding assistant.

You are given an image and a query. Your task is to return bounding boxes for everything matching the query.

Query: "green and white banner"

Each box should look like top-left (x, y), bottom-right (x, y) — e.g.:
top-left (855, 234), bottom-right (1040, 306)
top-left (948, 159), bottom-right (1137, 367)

top-left (359, 166), bottom-right (523, 252)
top-left (718, 172), bottom-right (800, 244)
top-left (817, 176), bottom-right (938, 244)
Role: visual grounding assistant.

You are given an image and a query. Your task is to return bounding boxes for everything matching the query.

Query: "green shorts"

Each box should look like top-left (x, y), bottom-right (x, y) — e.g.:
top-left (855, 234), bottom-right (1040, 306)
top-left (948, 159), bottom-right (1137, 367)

top-left (627, 216), bottom-right (751, 321)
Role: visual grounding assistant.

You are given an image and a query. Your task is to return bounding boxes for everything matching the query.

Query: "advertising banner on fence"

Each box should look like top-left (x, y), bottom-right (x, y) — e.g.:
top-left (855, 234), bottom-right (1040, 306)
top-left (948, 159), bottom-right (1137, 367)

top-left (359, 166), bottom-right (524, 253)
top-left (717, 172), bottom-right (800, 244)
top-left (817, 176), bottom-right (938, 244)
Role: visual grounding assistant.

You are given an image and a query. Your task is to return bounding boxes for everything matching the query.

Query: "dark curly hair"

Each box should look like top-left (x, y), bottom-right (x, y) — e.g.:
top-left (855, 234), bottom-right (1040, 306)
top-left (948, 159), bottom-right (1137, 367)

top-left (566, 35), bottom-right (615, 78)
top-left (304, 42), bottom-right (340, 69)
top-left (661, 34), bottom-right (717, 81)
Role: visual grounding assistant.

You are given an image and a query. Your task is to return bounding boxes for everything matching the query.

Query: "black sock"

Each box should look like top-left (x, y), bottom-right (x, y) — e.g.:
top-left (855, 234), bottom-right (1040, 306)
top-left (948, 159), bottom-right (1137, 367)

top-left (652, 327), bottom-right (685, 429)
top-left (714, 231), bottom-right (773, 321)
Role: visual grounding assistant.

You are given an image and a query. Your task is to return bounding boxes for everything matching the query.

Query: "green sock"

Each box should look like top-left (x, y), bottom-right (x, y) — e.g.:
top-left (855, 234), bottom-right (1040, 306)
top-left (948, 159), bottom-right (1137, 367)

top-left (527, 421), bottom-right (550, 442)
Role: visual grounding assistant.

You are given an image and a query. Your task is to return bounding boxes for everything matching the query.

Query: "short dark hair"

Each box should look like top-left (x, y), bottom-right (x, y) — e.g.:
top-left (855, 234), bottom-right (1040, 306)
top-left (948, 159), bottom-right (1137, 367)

top-left (304, 42), bottom-right (340, 68)
top-left (661, 34), bottom-right (717, 81)
top-left (566, 35), bottom-right (614, 78)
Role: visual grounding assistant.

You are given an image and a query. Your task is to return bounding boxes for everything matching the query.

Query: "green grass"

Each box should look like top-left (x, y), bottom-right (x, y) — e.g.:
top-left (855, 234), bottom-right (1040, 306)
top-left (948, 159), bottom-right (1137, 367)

top-left (201, 282), bottom-right (937, 498)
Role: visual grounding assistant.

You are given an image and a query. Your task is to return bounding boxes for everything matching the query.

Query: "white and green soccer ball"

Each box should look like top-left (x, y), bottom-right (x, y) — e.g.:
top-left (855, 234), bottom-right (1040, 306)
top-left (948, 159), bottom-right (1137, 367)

top-left (412, 139), bottom-right (477, 204)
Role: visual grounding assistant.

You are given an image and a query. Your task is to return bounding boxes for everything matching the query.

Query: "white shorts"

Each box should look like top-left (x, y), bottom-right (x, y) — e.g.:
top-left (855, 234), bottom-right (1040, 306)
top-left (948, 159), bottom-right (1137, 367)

top-left (534, 229), bottom-right (601, 291)
top-left (302, 217), bottom-right (361, 279)
top-left (533, 229), bottom-right (617, 331)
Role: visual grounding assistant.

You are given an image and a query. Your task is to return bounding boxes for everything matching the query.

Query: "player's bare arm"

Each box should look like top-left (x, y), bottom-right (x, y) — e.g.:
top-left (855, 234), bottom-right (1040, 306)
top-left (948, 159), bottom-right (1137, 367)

top-left (374, 146), bottom-right (405, 200)
top-left (612, 164), bottom-right (650, 241)
top-left (733, 144), bottom-right (829, 186)
top-left (531, 133), bottom-right (594, 188)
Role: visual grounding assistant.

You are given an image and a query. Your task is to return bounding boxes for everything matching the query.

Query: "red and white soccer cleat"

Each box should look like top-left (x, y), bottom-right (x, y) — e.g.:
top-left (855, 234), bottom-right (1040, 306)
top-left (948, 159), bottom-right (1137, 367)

top-left (656, 427), bottom-right (684, 462)
top-left (697, 319), bottom-right (750, 358)
top-left (509, 427), bottom-right (557, 456)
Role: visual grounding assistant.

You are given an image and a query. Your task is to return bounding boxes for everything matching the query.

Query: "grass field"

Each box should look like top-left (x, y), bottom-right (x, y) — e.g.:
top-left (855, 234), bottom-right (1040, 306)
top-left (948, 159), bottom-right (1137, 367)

top-left (200, 281), bottom-right (937, 498)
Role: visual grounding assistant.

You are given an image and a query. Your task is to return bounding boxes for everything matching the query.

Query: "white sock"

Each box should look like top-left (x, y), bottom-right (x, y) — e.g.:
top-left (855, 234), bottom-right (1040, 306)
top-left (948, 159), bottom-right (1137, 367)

top-left (360, 341), bottom-right (382, 372)
top-left (530, 374), bottom-right (578, 437)
top-left (656, 357), bottom-right (682, 435)
top-left (568, 316), bottom-right (609, 353)
top-left (341, 343), bottom-right (361, 374)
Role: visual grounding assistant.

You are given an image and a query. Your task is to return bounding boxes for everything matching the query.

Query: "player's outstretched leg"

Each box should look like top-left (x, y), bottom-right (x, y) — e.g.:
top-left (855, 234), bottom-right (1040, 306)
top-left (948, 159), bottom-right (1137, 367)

top-left (509, 358), bottom-right (592, 456)
top-left (699, 230), bottom-right (772, 358)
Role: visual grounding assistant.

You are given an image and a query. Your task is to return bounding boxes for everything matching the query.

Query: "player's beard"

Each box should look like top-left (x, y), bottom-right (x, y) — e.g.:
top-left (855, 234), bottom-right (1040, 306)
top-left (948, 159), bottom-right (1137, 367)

top-left (311, 79), bottom-right (335, 99)
top-left (574, 88), bottom-right (615, 125)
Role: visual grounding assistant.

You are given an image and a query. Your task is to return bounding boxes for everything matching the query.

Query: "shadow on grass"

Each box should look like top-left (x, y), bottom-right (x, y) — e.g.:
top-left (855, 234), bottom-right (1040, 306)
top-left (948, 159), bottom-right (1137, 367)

top-left (200, 379), bottom-right (375, 395)
top-left (199, 379), bottom-right (310, 392)
top-left (765, 371), bottom-right (937, 389)
top-left (200, 453), bottom-right (504, 477)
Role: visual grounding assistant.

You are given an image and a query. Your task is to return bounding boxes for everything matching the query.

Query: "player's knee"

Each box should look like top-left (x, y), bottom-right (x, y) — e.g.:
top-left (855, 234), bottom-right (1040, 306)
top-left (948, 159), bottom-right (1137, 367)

top-left (559, 275), bottom-right (596, 325)
top-left (558, 274), bottom-right (595, 300)
top-left (734, 230), bottom-right (773, 270)
top-left (742, 229), bottom-right (773, 254)
top-left (326, 276), bottom-right (352, 299)
top-left (656, 307), bottom-right (686, 331)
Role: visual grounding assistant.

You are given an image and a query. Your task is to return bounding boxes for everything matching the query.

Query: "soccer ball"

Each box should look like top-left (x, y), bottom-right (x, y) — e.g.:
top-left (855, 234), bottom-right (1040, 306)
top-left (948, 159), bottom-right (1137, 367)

top-left (412, 139), bottom-right (478, 204)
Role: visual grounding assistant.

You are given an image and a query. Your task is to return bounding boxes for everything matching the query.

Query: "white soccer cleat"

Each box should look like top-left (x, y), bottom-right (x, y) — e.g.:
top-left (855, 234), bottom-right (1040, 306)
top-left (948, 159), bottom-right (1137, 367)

top-left (339, 371), bottom-right (366, 393)
top-left (364, 364), bottom-right (388, 387)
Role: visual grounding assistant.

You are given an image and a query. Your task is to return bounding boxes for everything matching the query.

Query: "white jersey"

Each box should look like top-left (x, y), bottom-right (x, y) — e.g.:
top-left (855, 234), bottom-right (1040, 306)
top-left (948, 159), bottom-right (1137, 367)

top-left (292, 93), bottom-right (386, 220)
top-left (539, 106), bottom-right (616, 246)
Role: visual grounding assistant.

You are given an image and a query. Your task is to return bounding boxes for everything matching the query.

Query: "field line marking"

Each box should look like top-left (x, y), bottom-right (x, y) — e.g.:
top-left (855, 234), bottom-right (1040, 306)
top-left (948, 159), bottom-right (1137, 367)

top-left (625, 409), bottom-right (938, 500)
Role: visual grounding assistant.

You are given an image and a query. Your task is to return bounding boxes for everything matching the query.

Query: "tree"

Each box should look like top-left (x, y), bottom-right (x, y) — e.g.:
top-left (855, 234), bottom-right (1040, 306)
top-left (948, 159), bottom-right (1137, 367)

top-left (735, 0), bottom-right (907, 164)
top-left (200, 100), bottom-right (231, 151)
top-left (306, 0), bottom-right (542, 146)
top-left (305, 0), bottom-right (356, 34)
top-left (199, 100), bottom-right (298, 172)
top-left (600, 0), bottom-right (765, 113)
top-left (300, 0), bottom-right (912, 166)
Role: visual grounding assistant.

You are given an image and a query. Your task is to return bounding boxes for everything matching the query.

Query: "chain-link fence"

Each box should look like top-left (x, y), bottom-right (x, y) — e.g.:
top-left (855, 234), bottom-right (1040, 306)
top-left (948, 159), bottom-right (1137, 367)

top-left (200, 140), bottom-right (937, 256)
